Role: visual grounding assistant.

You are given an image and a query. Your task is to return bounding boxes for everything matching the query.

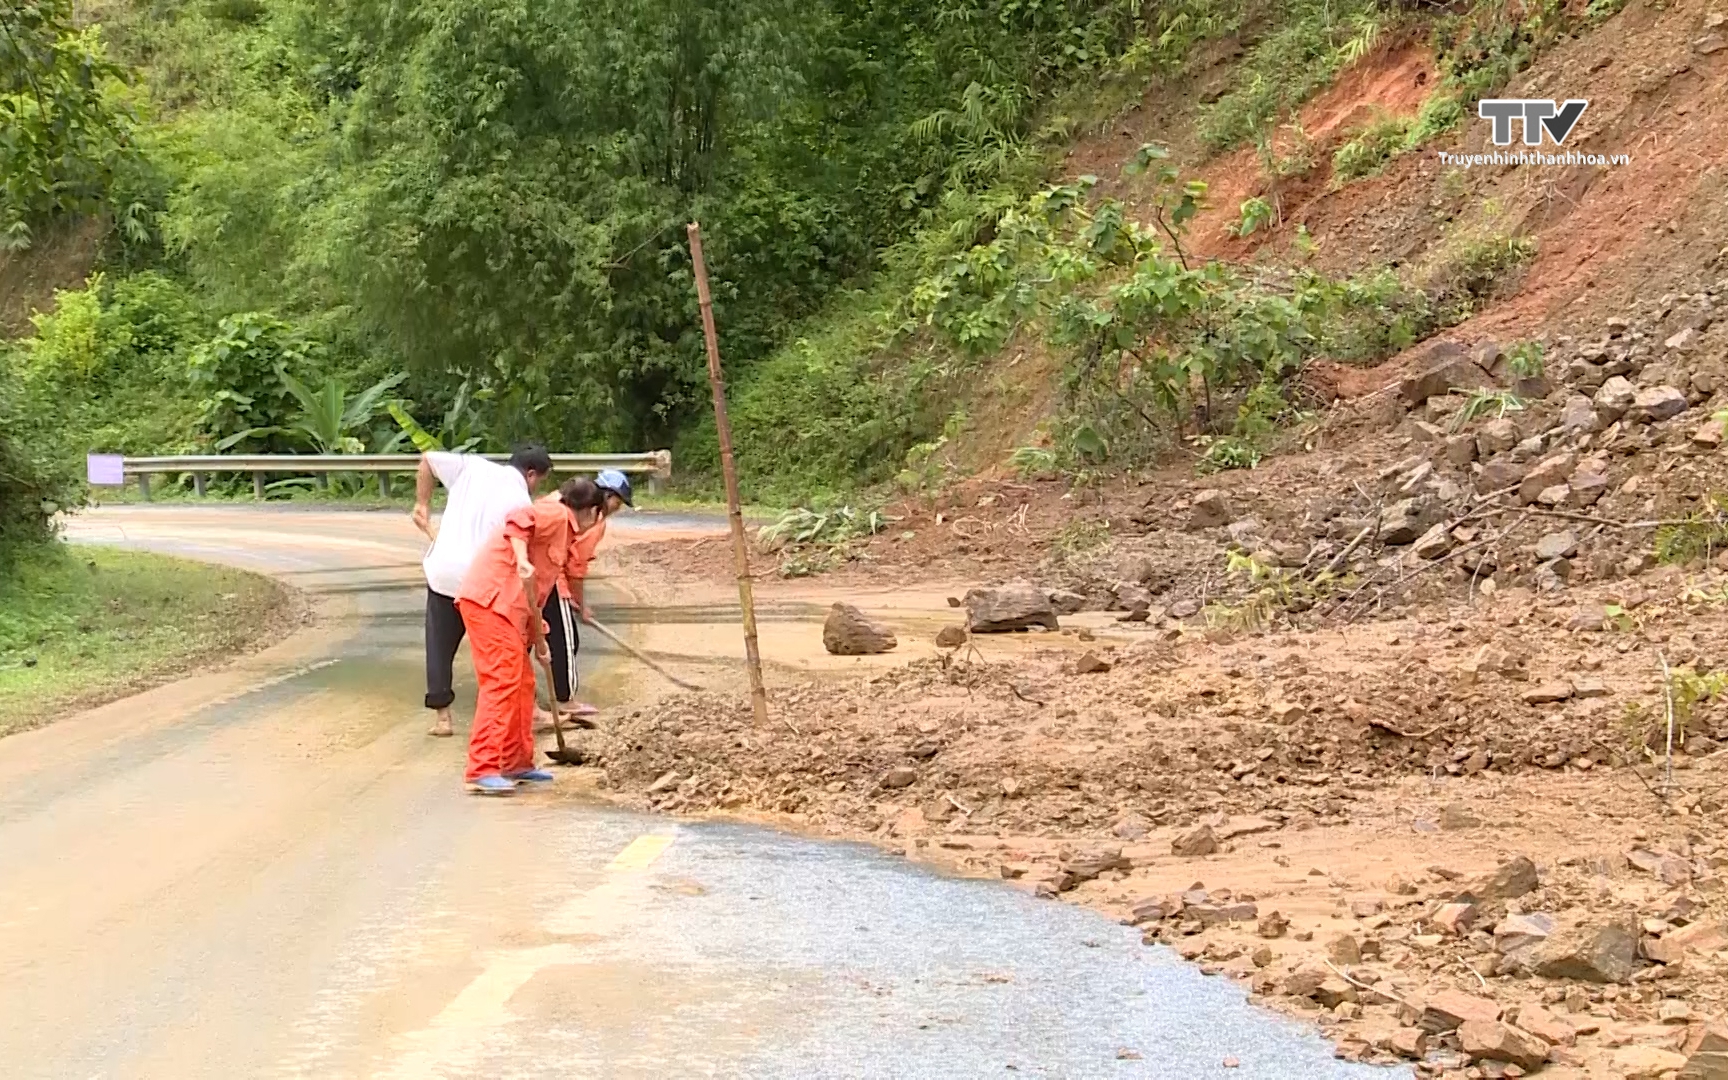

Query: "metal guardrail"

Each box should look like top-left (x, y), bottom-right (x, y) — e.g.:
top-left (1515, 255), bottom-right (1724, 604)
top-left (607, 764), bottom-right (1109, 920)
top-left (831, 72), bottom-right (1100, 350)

top-left (117, 451), bottom-right (671, 500)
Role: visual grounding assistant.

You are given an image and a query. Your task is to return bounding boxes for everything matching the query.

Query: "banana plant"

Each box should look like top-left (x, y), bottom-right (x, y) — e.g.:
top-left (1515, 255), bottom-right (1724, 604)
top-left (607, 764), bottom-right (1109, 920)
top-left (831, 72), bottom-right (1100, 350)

top-left (217, 369), bottom-right (406, 452)
top-left (387, 379), bottom-right (483, 452)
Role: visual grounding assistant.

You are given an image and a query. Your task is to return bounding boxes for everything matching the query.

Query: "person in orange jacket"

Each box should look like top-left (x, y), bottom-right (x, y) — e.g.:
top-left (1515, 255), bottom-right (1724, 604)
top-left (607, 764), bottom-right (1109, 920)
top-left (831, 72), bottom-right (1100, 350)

top-left (454, 477), bottom-right (605, 795)
top-left (537, 469), bottom-right (632, 724)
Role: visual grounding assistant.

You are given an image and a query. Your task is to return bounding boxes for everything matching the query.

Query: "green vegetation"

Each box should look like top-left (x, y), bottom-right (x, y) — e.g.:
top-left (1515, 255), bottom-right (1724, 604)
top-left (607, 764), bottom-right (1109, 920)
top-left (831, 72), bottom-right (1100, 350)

top-left (1332, 112), bottom-right (1414, 183)
top-left (1319, 0), bottom-right (1608, 188)
top-left (895, 161), bottom-right (1462, 471)
top-left (757, 504), bottom-right (893, 576)
top-left (1427, 234), bottom-right (1537, 323)
top-left (1, 0), bottom-right (149, 250)
top-left (1204, 550), bottom-right (1342, 630)
top-left (1505, 340), bottom-right (1545, 379)
top-left (1451, 388), bottom-right (1526, 428)
top-left (1229, 197), bottom-right (1277, 238)
top-left (0, 544), bottom-right (286, 735)
top-left (0, 0), bottom-right (1599, 544)
top-left (1198, 0), bottom-right (1382, 153)
top-left (1656, 496), bottom-right (1728, 566)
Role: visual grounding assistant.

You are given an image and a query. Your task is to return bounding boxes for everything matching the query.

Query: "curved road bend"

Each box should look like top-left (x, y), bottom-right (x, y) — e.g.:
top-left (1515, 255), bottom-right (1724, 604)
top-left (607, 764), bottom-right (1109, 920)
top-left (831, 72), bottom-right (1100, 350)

top-left (0, 505), bottom-right (1408, 1079)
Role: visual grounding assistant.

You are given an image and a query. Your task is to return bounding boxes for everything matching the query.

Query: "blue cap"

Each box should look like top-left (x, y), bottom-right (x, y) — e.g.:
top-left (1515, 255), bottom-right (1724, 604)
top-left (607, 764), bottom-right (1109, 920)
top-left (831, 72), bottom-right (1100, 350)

top-left (596, 468), bottom-right (633, 507)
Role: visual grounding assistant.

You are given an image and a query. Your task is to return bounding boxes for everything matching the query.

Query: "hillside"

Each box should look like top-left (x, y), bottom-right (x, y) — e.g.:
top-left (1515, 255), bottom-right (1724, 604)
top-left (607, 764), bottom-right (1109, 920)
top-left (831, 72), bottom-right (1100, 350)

top-left (550, 1), bottom-right (1728, 1076)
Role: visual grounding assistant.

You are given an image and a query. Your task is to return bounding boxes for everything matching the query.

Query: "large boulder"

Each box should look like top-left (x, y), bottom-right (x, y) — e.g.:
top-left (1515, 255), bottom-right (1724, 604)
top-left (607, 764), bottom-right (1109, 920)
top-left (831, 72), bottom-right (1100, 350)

top-left (1475, 855), bottom-right (1540, 900)
top-left (1186, 489), bottom-right (1235, 531)
top-left (1457, 1020), bottom-right (1550, 1071)
top-left (1380, 497), bottom-right (1436, 545)
top-left (1594, 376), bottom-right (1637, 421)
top-left (965, 583), bottom-right (1059, 633)
top-left (1400, 341), bottom-right (1494, 405)
top-left (823, 603), bottom-right (898, 655)
top-left (1476, 417), bottom-right (1522, 457)
top-left (1628, 385), bottom-right (1688, 424)
top-left (1510, 923), bottom-right (1641, 983)
top-left (1518, 453), bottom-right (1576, 503)
top-left (1559, 394), bottom-right (1600, 434)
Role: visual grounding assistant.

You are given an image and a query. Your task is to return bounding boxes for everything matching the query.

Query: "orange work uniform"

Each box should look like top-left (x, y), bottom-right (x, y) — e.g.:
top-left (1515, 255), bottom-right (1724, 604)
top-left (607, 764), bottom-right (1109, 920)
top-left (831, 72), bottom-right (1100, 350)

top-left (455, 501), bottom-right (579, 783)
top-left (552, 504), bottom-right (605, 601)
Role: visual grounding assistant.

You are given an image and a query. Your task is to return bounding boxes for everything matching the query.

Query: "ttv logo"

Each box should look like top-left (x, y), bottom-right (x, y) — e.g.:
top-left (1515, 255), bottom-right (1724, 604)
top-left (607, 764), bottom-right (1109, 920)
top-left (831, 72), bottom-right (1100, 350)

top-left (1478, 99), bottom-right (1589, 146)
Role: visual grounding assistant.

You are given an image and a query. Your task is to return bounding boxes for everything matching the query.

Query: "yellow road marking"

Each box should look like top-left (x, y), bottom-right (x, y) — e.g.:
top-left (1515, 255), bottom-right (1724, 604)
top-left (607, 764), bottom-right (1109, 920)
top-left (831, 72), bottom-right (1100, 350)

top-left (607, 832), bottom-right (675, 871)
top-left (380, 945), bottom-right (579, 1080)
top-left (377, 830), bottom-right (678, 1077)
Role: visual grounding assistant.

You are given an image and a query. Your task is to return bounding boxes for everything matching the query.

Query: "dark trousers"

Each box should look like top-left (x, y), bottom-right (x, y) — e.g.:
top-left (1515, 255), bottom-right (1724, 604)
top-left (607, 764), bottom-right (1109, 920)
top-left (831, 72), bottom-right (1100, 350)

top-left (542, 591), bottom-right (579, 703)
top-left (425, 588), bottom-right (467, 710)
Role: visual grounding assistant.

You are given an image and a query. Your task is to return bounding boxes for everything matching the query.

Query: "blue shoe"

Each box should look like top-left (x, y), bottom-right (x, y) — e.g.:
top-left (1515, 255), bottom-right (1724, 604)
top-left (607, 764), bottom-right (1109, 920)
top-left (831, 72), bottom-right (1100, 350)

top-left (467, 775), bottom-right (516, 796)
top-left (508, 769), bottom-right (556, 783)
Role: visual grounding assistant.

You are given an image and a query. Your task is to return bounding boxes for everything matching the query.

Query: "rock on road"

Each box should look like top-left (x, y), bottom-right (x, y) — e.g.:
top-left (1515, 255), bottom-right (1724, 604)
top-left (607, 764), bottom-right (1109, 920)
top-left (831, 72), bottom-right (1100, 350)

top-left (0, 506), bottom-right (1406, 1079)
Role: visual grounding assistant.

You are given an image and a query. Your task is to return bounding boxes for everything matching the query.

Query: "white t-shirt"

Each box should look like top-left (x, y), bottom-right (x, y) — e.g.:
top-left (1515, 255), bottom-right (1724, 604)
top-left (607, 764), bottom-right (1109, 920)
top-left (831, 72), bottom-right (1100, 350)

top-left (421, 453), bottom-right (531, 597)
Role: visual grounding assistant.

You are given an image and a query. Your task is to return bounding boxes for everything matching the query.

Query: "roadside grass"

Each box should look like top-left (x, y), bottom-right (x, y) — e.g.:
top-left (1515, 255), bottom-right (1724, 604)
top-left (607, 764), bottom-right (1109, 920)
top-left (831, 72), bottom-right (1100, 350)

top-left (0, 544), bottom-right (290, 738)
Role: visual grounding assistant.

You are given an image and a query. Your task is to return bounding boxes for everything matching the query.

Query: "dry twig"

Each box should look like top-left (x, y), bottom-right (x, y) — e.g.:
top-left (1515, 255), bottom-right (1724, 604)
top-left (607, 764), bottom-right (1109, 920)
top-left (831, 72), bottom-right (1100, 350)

top-left (1457, 956), bottom-right (1489, 992)
top-left (1323, 961), bottom-right (1411, 1008)
top-left (1369, 718), bottom-right (1443, 739)
top-left (1661, 649), bottom-right (1676, 798)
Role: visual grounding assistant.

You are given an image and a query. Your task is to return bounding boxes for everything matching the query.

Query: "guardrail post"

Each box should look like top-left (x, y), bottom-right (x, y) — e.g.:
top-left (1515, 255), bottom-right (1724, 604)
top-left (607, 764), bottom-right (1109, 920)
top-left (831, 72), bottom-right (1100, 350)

top-left (137, 473), bottom-right (151, 501)
top-left (253, 472), bottom-right (265, 500)
top-left (378, 471), bottom-right (392, 498)
top-left (192, 472), bottom-right (206, 497)
top-left (315, 474), bottom-right (330, 492)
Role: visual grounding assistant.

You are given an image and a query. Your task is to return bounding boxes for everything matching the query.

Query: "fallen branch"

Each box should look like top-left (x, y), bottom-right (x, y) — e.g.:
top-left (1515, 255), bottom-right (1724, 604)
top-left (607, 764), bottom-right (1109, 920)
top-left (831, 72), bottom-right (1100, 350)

top-left (1518, 505), bottom-right (1631, 529)
top-left (1323, 523), bottom-right (1375, 576)
top-left (1369, 718), bottom-right (1443, 739)
top-left (1661, 649), bottom-right (1676, 799)
top-left (1323, 960), bottom-right (1412, 1008)
top-left (1330, 509), bottom-right (1532, 624)
top-left (946, 793), bottom-right (974, 817)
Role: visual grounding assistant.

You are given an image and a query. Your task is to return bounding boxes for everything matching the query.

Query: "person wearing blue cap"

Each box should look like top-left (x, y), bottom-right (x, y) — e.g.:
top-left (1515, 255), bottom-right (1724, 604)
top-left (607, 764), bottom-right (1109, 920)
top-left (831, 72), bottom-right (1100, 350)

top-left (535, 468), bottom-right (632, 723)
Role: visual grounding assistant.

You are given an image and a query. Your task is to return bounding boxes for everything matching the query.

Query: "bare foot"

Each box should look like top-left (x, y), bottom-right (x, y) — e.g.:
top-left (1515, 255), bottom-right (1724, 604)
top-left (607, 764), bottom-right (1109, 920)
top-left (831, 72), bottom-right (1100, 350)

top-left (428, 710), bottom-right (454, 738)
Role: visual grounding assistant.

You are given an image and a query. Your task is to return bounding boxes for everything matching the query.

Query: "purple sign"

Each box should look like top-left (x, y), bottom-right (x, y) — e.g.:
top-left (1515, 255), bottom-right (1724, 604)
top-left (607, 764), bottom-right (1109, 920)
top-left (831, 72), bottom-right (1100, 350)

top-left (86, 454), bottom-right (125, 486)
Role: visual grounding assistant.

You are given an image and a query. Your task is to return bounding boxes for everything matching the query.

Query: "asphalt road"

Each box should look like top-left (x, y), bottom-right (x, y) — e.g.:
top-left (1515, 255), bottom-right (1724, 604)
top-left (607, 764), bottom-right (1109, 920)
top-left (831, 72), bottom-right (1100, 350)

top-left (0, 505), bottom-right (1407, 1079)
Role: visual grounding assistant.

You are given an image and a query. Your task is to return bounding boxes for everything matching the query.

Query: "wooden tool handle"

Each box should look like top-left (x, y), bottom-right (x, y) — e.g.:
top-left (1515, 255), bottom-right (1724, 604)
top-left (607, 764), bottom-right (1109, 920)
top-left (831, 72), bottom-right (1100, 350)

top-left (585, 616), bottom-right (704, 691)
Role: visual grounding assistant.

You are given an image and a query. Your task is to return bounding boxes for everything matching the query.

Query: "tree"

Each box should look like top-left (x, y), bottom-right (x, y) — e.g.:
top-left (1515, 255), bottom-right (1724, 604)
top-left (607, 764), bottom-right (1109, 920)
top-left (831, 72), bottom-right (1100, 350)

top-left (0, 0), bottom-right (144, 250)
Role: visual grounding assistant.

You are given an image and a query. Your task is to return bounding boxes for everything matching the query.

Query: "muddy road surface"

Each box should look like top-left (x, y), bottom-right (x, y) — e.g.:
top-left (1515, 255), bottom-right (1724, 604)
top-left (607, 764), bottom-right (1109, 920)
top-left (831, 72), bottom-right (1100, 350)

top-left (0, 506), bottom-right (1401, 1079)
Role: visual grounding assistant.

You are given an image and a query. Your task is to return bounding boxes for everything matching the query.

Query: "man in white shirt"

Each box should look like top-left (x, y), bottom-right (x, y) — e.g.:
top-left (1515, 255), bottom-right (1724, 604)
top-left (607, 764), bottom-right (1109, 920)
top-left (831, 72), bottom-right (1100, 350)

top-left (412, 445), bottom-right (552, 737)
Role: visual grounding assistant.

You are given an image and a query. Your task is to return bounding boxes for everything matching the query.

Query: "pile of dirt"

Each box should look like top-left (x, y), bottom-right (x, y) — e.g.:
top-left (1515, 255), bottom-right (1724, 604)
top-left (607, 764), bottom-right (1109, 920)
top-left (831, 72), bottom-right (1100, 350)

top-left (580, 583), bottom-right (1728, 1076)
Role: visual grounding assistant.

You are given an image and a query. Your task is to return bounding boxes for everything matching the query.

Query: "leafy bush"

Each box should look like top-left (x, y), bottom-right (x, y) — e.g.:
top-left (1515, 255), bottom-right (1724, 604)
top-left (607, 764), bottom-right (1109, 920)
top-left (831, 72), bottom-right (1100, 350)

top-left (901, 166), bottom-right (1442, 468)
top-left (1427, 234), bottom-right (1537, 322)
top-left (1505, 340), bottom-right (1545, 378)
top-left (0, 359), bottom-right (81, 555)
top-left (1656, 496), bottom-right (1728, 566)
top-left (1331, 112), bottom-right (1413, 183)
top-left (8, 273), bottom-right (205, 462)
top-left (1198, 435), bottom-right (1261, 472)
top-left (186, 313), bottom-right (319, 452)
top-left (1229, 197), bottom-right (1276, 238)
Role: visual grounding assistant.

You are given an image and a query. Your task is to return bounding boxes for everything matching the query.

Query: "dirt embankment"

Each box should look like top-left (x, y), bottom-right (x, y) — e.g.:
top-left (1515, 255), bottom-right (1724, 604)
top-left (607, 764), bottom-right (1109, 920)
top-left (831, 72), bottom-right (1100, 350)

top-left (581, 1), bottom-right (1728, 1074)
top-left (590, 202), bottom-right (1728, 1080)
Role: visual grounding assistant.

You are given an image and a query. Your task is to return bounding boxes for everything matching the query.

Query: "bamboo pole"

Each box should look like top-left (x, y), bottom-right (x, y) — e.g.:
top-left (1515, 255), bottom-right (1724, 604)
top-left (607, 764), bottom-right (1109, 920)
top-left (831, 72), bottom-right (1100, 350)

top-left (687, 222), bottom-right (770, 728)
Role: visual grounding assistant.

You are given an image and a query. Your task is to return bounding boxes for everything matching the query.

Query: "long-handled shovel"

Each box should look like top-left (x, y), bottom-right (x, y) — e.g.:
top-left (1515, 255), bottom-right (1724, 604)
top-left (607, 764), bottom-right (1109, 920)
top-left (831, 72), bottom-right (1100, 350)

top-left (533, 652), bottom-right (589, 767)
top-left (584, 615), bottom-right (705, 691)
